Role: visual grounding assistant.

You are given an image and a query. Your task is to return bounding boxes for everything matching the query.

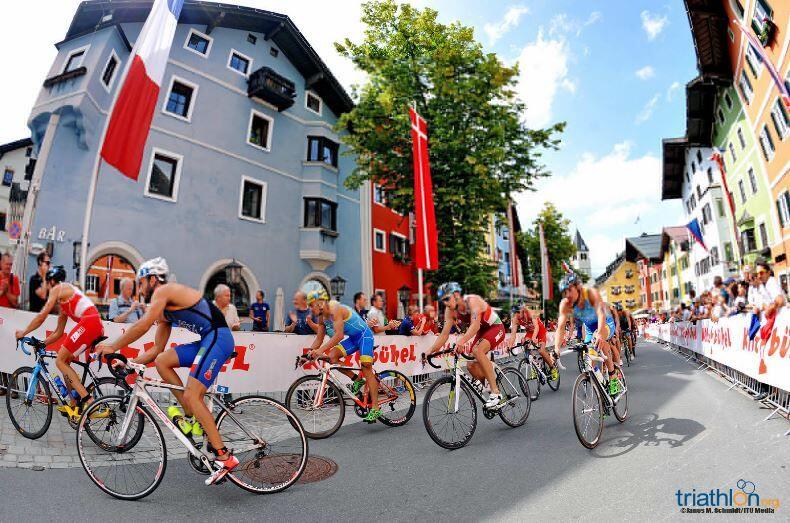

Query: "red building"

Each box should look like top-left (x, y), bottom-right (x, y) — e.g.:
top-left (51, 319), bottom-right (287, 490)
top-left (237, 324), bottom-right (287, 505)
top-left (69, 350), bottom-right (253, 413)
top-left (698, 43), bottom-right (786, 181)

top-left (85, 254), bottom-right (137, 306)
top-left (625, 233), bottom-right (663, 311)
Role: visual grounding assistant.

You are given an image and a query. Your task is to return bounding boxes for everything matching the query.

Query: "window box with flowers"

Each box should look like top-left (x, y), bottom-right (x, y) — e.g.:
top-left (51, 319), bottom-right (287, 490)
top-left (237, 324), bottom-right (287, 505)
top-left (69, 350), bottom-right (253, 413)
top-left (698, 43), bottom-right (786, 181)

top-left (393, 252), bottom-right (411, 265)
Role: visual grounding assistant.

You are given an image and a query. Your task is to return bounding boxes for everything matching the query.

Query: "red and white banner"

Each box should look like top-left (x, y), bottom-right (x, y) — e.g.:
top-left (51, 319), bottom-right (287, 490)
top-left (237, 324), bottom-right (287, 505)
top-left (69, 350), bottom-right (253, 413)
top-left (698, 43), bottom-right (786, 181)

top-left (539, 223), bottom-right (552, 300)
top-left (409, 106), bottom-right (438, 271)
top-left (647, 312), bottom-right (790, 392)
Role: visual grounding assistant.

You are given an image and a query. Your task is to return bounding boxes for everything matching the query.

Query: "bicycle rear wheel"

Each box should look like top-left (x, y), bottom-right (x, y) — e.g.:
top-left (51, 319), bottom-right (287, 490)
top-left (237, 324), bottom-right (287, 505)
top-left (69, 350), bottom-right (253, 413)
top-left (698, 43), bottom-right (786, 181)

top-left (217, 395), bottom-right (308, 494)
top-left (622, 338), bottom-right (631, 367)
top-left (376, 370), bottom-right (416, 427)
top-left (496, 368), bottom-right (530, 428)
top-left (5, 366), bottom-right (53, 440)
top-left (285, 375), bottom-right (345, 439)
top-left (613, 369), bottom-right (628, 422)
top-left (572, 373), bottom-right (604, 449)
top-left (77, 396), bottom-right (166, 500)
top-left (422, 376), bottom-right (477, 449)
top-left (518, 357), bottom-right (540, 401)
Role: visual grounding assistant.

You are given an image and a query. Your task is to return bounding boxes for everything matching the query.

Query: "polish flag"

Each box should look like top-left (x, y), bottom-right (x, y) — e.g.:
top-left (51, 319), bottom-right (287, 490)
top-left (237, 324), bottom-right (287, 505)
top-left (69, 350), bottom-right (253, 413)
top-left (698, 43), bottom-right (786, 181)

top-left (101, 0), bottom-right (185, 179)
top-left (409, 107), bottom-right (438, 270)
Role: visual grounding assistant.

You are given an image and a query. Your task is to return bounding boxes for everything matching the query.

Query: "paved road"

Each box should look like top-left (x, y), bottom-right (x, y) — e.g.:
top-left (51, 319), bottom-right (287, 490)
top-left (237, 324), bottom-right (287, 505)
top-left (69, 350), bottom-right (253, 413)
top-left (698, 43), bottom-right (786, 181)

top-left (0, 341), bottom-right (786, 522)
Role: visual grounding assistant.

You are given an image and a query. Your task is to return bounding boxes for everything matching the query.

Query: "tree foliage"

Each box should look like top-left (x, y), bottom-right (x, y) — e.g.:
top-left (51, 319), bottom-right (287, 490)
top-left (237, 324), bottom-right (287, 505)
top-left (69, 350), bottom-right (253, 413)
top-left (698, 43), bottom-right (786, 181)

top-left (335, 0), bottom-right (564, 295)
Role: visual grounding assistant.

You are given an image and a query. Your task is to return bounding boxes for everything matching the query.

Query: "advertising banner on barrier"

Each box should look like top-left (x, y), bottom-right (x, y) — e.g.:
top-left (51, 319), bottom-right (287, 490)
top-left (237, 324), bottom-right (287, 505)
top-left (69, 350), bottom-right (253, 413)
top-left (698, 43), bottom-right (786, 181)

top-left (646, 310), bottom-right (790, 392)
top-left (0, 307), bottom-right (556, 393)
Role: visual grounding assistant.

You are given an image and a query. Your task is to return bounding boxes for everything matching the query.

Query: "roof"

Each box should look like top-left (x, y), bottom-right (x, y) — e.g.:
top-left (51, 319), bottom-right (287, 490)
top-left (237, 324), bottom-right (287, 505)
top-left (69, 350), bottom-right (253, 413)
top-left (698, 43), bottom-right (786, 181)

top-left (574, 230), bottom-right (589, 252)
top-left (594, 252), bottom-right (625, 286)
top-left (685, 77), bottom-right (717, 146)
top-left (625, 233), bottom-right (663, 263)
top-left (684, 0), bottom-right (732, 82)
top-left (661, 137), bottom-right (687, 200)
top-left (660, 226), bottom-right (690, 257)
top-left (63, 1), bottom-right (353, 115)
top-left (0, 138), bottom-right (33, 159)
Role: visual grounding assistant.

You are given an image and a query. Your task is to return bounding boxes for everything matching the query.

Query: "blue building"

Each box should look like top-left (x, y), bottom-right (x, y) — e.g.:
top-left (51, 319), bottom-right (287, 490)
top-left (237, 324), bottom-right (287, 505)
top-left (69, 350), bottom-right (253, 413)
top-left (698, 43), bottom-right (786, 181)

top-left (22, 1), bottom-right (370, 322)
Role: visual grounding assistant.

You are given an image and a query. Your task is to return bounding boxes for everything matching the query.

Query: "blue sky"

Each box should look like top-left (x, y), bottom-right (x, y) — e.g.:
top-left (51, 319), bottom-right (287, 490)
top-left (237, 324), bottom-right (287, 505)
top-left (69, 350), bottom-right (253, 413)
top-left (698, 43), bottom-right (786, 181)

top-left (0, 1), bottom-right (696, 276)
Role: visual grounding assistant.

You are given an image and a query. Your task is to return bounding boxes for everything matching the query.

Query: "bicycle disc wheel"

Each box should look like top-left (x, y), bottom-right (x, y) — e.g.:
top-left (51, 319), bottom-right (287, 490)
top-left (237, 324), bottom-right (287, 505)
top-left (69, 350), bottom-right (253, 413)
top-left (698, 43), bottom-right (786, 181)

top-left (77, 396), bottom-right (166, 500)
top-left (613, 369), bottom-right (628, 422)
top-left (217, 395), bottom-right (308, 494)
top-left (518, 357), bottom-right (540, 401)
top-left (376, 370), bottom-right (416, 427)
top-left (5, 366), bottom-right (53, 440)
top-left (496, 368), bottom-right (531, 428)
top-left (422, 376), bottom-right (477, 450)
top-left (572, 373), bottom-right (604, 449)
top-left (285, 375), bottom-right (345, 439)
top-left (546, 361), bottom-right (561, 391)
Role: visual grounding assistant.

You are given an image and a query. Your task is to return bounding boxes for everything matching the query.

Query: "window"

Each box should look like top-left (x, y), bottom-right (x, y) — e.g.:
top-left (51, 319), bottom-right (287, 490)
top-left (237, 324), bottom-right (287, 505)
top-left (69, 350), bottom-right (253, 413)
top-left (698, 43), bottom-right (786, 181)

top-left (580, 253), bottom-right (587, 260)
top-left (0, 212), bottom-right (6, 231)
top-left (747, 168), bottom-right (758, 194)
top-left (247, 33), bottom-right (257, 45)
top-left (724, 242), bottom-right (734, 262)
top-left (695, 150), bottom-right (702, 164)
top-left (101, 51), bottom-right (119, 90)
top-left (716, 198), bottom-right (725, 218)
top-left (737, 127), bottom-right (746, 149)
top-left (306, 136), bottom-right (339, 167)
top-left (227, 50), bottom-right (252, 76)
top-left (738, 180), bottom-right (747, 204)
top-left (702, 203), bottom-right (712, 225)
top-left (706, 168), bottom-right (713, 185)
top-left (744, 43), bottom-right (763, 77)
top-left (759, 125), bottom-right (775, 161)
top-left (724, 92), bottom-right (733, 110)
top-left (113, 278), bottom-right (122, 297)
top-left (728, 142), bottom-right (737, 164)
top-left (776, 191), bottom-right (790, 228)
top-left (269, 47), bottom-right (279, 57)
top-left (85, 275), bottom-right (99, 293)
top-left (691, 160), bottom-right (697, 173)
top-left (759, 222), bottom-right (769, 248)
top-left (305, 92), bottom-right (322, 115)
top-left (144, 149), bottom-right (182, 202)
top-left (247, 110), bottom-right (273, 151)
top-left (716, 108), bottom-right (725, 125)
top-left (163, 77), bottom-right (197, 121)
top-left (63, 47), bottom-right (87, 73)
top-left (696, 185), bottom-right (702, 199)
top-left (373, 184), bottom-right (388, 205)
top-left (741, 228), bottom-right (756, 252)
top-left (373, 229), bottom-right (386, 252)
top-left (752, 0), bottom-right (773, 35)
top-left (739, 71), bottom-right (753, 103)
top-left (303, 197), bottom-right (337, 231)
top-left (2, 169), bottom-right (13, 186)
top-left (710, 247), bottom-right (719, 265)
top-left (770, 98), bottom-right (789, 140)
top-left (389, 233), bottom-right (408, 259)
top-left (239, 176), bottom-right (267, 223)
top-left (184, 29), bottom-right (212, 57)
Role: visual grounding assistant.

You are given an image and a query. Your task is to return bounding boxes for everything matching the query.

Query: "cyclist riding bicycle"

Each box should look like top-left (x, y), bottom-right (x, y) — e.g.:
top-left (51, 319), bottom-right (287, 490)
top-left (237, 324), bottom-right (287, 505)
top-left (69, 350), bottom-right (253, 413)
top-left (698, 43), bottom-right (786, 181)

top-left (426, 282), bottom-right (507, 409)
top-left (615, 303), bottom-right (634, 357)
top-left (606, 303), bottom-right (624, 367)
top-left (507, 301), bottom-right (558, 381)
top-left (96, 257), bottom-right (238, 485)
top-left (306, 289), bottom-right (380, 422)
top-left (554, 273), bottom-right (621, 395)
top-left (15, 265), bottom-right (105, 416)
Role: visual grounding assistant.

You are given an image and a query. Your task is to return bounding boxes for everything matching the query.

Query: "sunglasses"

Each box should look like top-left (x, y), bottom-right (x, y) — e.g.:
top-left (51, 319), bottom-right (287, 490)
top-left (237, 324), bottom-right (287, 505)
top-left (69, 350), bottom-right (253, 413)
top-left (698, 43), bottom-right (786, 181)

top-left (41, 260), bottom-right (51, 265)
top-left (441, 297), bottom-right (451, 304)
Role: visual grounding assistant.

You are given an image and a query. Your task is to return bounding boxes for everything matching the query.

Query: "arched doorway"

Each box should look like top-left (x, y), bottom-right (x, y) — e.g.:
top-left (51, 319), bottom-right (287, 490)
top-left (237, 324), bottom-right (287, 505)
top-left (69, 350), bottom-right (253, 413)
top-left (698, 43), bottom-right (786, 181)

top-left (301, 278), bottom-right (329, 297)
top-left (85, 254), bottom-right (137, 307)
top-left (204, 270), bottom-right (251, 315)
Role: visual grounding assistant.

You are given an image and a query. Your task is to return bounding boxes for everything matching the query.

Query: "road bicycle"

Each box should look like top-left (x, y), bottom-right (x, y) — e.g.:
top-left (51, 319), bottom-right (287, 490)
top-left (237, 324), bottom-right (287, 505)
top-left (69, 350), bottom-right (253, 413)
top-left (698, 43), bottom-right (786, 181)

top-left (510, 340), bottom-right (560, 401)
top-left (570, 341), bottom-right (628, 449)
top-left (76, 353), bottom-right (308, 500)
top-left (5, 336), bottom-right (126, 439)
top-left (619, 330), bottom-right (632, 367)
top-left (286, 353), bottom-right (416, 439)
top-left (422, 346), bottom-right (530, 449)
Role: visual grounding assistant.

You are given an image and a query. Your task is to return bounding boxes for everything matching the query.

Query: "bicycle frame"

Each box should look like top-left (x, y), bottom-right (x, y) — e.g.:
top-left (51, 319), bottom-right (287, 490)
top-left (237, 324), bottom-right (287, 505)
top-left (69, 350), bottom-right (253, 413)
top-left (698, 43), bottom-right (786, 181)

top-left (25, 349), bottom-right (101, 405)
top-left (441, 352), bottom-right (514, 412)
top-left (576, 344), bottom-right (627, 409)
top-left (309, 361), bottom-right (400, 410)
top-left (512, 342), bottom-right (549, 382)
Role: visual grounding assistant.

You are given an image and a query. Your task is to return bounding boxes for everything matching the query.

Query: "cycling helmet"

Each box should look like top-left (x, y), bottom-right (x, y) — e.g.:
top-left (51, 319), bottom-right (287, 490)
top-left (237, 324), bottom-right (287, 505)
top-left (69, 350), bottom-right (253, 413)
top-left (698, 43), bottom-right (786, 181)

top-left (437, 282), bottom-right (462, 300)
top-left (558, 273), bottom-right (579, 294)
top-left (137, 257), bottom-right (169, 281)
top-left (306, 289), bottom-right (329, 304)
top-left (45, 265), bottom-right (67, 284)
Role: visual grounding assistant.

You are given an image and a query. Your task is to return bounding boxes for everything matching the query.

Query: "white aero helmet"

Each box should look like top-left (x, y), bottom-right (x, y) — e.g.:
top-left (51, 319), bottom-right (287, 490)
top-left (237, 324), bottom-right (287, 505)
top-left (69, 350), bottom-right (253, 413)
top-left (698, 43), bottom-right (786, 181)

top-left (137, 257), bottom-right (169, 281)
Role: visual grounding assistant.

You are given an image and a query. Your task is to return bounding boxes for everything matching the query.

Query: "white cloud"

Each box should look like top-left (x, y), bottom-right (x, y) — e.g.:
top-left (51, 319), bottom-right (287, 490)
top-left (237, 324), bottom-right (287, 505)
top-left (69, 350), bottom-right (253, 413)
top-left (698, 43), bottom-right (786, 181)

top-left (641, 10), bottom-right (668, 41)
top-left (588, 202), bottom-right (650, 227)
top-left (666, 81), bottom-right (682, 101)
top-left (635, 93), bottom-right (661, 124)
top-left (635, 65), bottom-right (655, 80)
top-left (484, 5), bottom-right (529, 45)
top-left (585, 11), bottom-right (603, 27)
top-left (549, 11), bottom-right (602, 37)
top-left (516, 30), bottom-right (574, 128)
top-left (587, 234), bottom-right (626, 278)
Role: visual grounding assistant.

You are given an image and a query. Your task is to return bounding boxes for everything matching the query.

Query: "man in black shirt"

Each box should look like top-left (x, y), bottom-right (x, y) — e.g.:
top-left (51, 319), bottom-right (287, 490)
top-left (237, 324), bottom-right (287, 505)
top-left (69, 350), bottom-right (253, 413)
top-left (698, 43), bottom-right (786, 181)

top-left (28, 251), bottom-right (50, 312)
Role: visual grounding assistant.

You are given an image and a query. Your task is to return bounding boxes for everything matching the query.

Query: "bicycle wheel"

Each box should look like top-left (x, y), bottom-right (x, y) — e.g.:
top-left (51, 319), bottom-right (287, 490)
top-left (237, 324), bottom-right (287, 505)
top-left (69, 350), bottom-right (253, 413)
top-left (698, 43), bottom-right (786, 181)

top-left (422, 376), bottom-right (477, 449)
top-left (496, 367), bottom-right (531, 428)
top-left (91, 376), bottom-right (129, 397)
top-left (546, 361), bottom-right (561, 391)
top-left (518, 357), bottom-right (540, 401)
top-left (572, 373), bottom-right (604, 449)
top-left (77, 396), bottom-right (167, 500)
top-left (285, 375), bottom-right (345, 439)
top-left (613, 369), bottom-right (628, 422)
top-left (577, 351), bottom-right (585, 374)
top-left (5, 366), bottom-right (53, 440)
top-left (622, 339), bottom-right (631, 367)
top-left (376, 370), bottom-right (416, 427)
top-left (217, 395), bottom-right (308, 494)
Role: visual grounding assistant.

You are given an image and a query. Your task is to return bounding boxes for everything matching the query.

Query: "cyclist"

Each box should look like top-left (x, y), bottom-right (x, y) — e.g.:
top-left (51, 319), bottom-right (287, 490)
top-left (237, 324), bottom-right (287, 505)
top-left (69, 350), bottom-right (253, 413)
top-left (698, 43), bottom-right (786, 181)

top-left (606, 303), bottom-right (624, 367)
top-left (555, 273), bottom-right (620, 395)
top-left (616, 303), bottom-right (634, 360)
top-left (306, 289), bottom-right (380, 422)
top-left (96, 258), bottom-right (238, 485)
top-left (507, 301), bottom-right (557, 381)
top-left (426, 282), bottom-right (507, 409)
top-left (15, 265), bottom-right (105, 416)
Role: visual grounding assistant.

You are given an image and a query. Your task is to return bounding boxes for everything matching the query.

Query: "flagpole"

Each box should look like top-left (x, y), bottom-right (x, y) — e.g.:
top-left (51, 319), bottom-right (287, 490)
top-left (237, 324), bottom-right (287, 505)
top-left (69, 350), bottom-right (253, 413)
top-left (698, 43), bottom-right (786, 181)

top-left (418, 268), bottom-right (424, 311)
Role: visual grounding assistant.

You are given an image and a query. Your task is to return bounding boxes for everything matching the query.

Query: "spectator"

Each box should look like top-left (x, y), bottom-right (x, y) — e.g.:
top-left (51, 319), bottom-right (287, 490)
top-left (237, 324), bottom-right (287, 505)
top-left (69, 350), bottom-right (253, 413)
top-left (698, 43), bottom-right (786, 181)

top-left (398, 305), bottom-right (426, 336)
top-left (249, 290), bottom-right (271, 332)
top-left (0, 253), bottom-right (20, 309)
top-left (422, 304), bottom-right (438, 334)
top-left (711, 294), bottom-right (730, 321)
top-left (28, 251), bottom-right (50, 312)
top-left (108, 278), bottom-right (145, 323)
top-left (749, 260), bottom-right (785, 400)
top-left (353, 292), bottom-right (368, 321)
top-left (213, 284), bottom-right (240, 331)
top-left (712, 276), bottom-right (729, 304)
top-left (367, 293), bottom-right (399, 334)
top-left (731, 281), bottom-right (749, 314)
top-left (284, 291), bottom-right (317, 335)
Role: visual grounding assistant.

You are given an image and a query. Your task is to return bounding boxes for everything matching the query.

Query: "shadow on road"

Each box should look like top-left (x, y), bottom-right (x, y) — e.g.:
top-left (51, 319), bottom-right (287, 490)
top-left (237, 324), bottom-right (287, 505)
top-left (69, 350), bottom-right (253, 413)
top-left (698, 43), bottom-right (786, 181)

top-left (592, 412), bottom-right (706, 458)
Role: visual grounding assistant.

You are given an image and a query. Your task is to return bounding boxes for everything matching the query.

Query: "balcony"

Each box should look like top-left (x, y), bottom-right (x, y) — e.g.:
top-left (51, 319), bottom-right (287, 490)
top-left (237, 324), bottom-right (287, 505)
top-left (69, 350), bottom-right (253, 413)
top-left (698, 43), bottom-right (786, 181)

top-left (248, 67), bottom-right (296, 111)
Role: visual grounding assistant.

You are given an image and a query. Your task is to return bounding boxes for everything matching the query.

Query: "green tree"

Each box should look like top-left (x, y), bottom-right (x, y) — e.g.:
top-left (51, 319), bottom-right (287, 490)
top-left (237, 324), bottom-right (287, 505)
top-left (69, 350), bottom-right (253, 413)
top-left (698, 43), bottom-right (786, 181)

top-left (335, 0), bottom-right (563, 296)
top-left (517, 202), bottom-right (576, 318)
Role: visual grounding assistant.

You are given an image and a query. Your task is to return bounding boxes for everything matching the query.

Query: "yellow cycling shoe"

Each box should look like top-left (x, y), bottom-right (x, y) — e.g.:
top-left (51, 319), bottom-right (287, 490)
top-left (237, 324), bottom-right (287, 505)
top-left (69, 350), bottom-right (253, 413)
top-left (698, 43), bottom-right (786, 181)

top-left (190, 418), bottom-right (204, 438)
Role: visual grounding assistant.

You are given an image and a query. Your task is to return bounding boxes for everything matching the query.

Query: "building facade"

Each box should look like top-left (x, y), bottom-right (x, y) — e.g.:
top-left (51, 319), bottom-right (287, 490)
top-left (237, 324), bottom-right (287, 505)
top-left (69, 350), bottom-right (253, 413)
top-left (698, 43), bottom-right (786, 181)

top-left (594, 253), bottom-right (640, 312)
top-left (0, 139), bottom-right (34, 251)
top-left (21, 1), bottom-right (366, 320)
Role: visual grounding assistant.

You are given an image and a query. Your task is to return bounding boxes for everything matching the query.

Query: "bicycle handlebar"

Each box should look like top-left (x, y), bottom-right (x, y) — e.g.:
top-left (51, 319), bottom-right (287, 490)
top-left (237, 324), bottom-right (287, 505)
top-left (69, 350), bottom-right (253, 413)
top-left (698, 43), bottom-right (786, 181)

top-left (104, 353), bottom-right (131, 379)
top-left (424, 345), bottom-right (457, 369)
top-left (17, 336), bottom-right (46, 356)
top-left (294, 354), bottom-right (331, 370)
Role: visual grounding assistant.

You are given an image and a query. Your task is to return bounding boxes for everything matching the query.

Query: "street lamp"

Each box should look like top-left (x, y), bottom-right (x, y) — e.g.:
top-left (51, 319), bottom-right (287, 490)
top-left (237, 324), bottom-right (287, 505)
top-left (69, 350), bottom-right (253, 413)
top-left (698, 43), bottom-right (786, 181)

top-left (398, 284), bottom-right (411, 311)
top-left (224, 259), bottom-right (243, 286)
top-left (330, 275), bottom-right (346, 300)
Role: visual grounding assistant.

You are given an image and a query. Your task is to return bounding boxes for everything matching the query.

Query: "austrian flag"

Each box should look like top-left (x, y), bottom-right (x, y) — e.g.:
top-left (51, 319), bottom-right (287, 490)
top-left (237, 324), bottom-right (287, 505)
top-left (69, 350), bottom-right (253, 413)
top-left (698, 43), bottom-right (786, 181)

top-left (101, 0), bottom-right (184, 180)
top-left (409, 107), bottom-right (438, 271)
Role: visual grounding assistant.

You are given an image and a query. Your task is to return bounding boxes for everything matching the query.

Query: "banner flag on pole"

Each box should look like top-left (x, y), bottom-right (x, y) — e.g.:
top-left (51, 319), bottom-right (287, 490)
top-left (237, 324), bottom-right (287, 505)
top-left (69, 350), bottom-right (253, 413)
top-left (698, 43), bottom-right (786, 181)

top-left (732, 18), bottom-right (790, 109)
top-left (539, 223), bottom-right (552, 300)
top-left (506, 202), bottom-right (519, 288)
top-left (100, 0), bottom-right (185, 179)
top-left (409, 106), bottom-right (438, 270)
top-left (710, 149), bottom-right (742, 253)
top-left (686, 218), bottom-right (708, 252)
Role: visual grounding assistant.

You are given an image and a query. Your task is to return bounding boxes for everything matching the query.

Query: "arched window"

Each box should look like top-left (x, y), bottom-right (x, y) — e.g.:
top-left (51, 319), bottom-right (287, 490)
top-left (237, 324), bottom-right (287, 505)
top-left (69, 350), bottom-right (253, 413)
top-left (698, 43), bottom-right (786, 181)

top-left (205, 270), bottom-right (251, 315)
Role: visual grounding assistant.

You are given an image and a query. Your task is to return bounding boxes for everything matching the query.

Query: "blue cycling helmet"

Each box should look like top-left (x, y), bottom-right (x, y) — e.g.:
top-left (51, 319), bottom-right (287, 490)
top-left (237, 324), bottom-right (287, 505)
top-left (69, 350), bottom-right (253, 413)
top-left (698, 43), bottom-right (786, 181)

top-left (437, 282), bottom-right (462, 299)
top-left (558, 273), bottom-right (579, 294)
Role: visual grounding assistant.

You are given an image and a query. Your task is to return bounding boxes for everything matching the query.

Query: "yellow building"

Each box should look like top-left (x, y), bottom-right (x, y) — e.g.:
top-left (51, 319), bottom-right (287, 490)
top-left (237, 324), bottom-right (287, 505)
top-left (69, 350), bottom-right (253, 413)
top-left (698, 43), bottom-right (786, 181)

top-left (594, 252), bottom-right (640, 312)
top-left (660, 226), bottom-right (692, 310)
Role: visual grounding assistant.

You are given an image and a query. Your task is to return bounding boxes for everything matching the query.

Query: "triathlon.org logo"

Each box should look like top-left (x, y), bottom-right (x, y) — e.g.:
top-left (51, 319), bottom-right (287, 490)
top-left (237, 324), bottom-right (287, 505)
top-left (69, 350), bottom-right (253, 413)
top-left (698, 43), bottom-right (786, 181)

top-left (675, 480), bottom-right (781, 514)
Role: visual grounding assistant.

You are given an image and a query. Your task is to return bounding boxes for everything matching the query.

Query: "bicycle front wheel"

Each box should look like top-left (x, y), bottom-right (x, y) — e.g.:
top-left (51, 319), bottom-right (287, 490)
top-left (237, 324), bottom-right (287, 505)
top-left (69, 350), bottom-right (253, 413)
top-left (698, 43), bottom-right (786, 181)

top-left (546, 361), bottom-right (561, 391)
top-left (422, 376), bottom-right (477, 449)
top-left (376, 370), bottom-right (416, 427)
top-left (497, 367), bottom-right (531, 428)
top-left (285, 375), bottom-right (345, 439)
top-left (217, 395), bottom-right (308, 494)
top-left (5, 366), bottom-right (53, 440)
top-left (518, 357), bottom-right (540, 401)
top-left (572, 373), bottom-right (604, 449)
top-left (77, 396), bottom-right (166, 501)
